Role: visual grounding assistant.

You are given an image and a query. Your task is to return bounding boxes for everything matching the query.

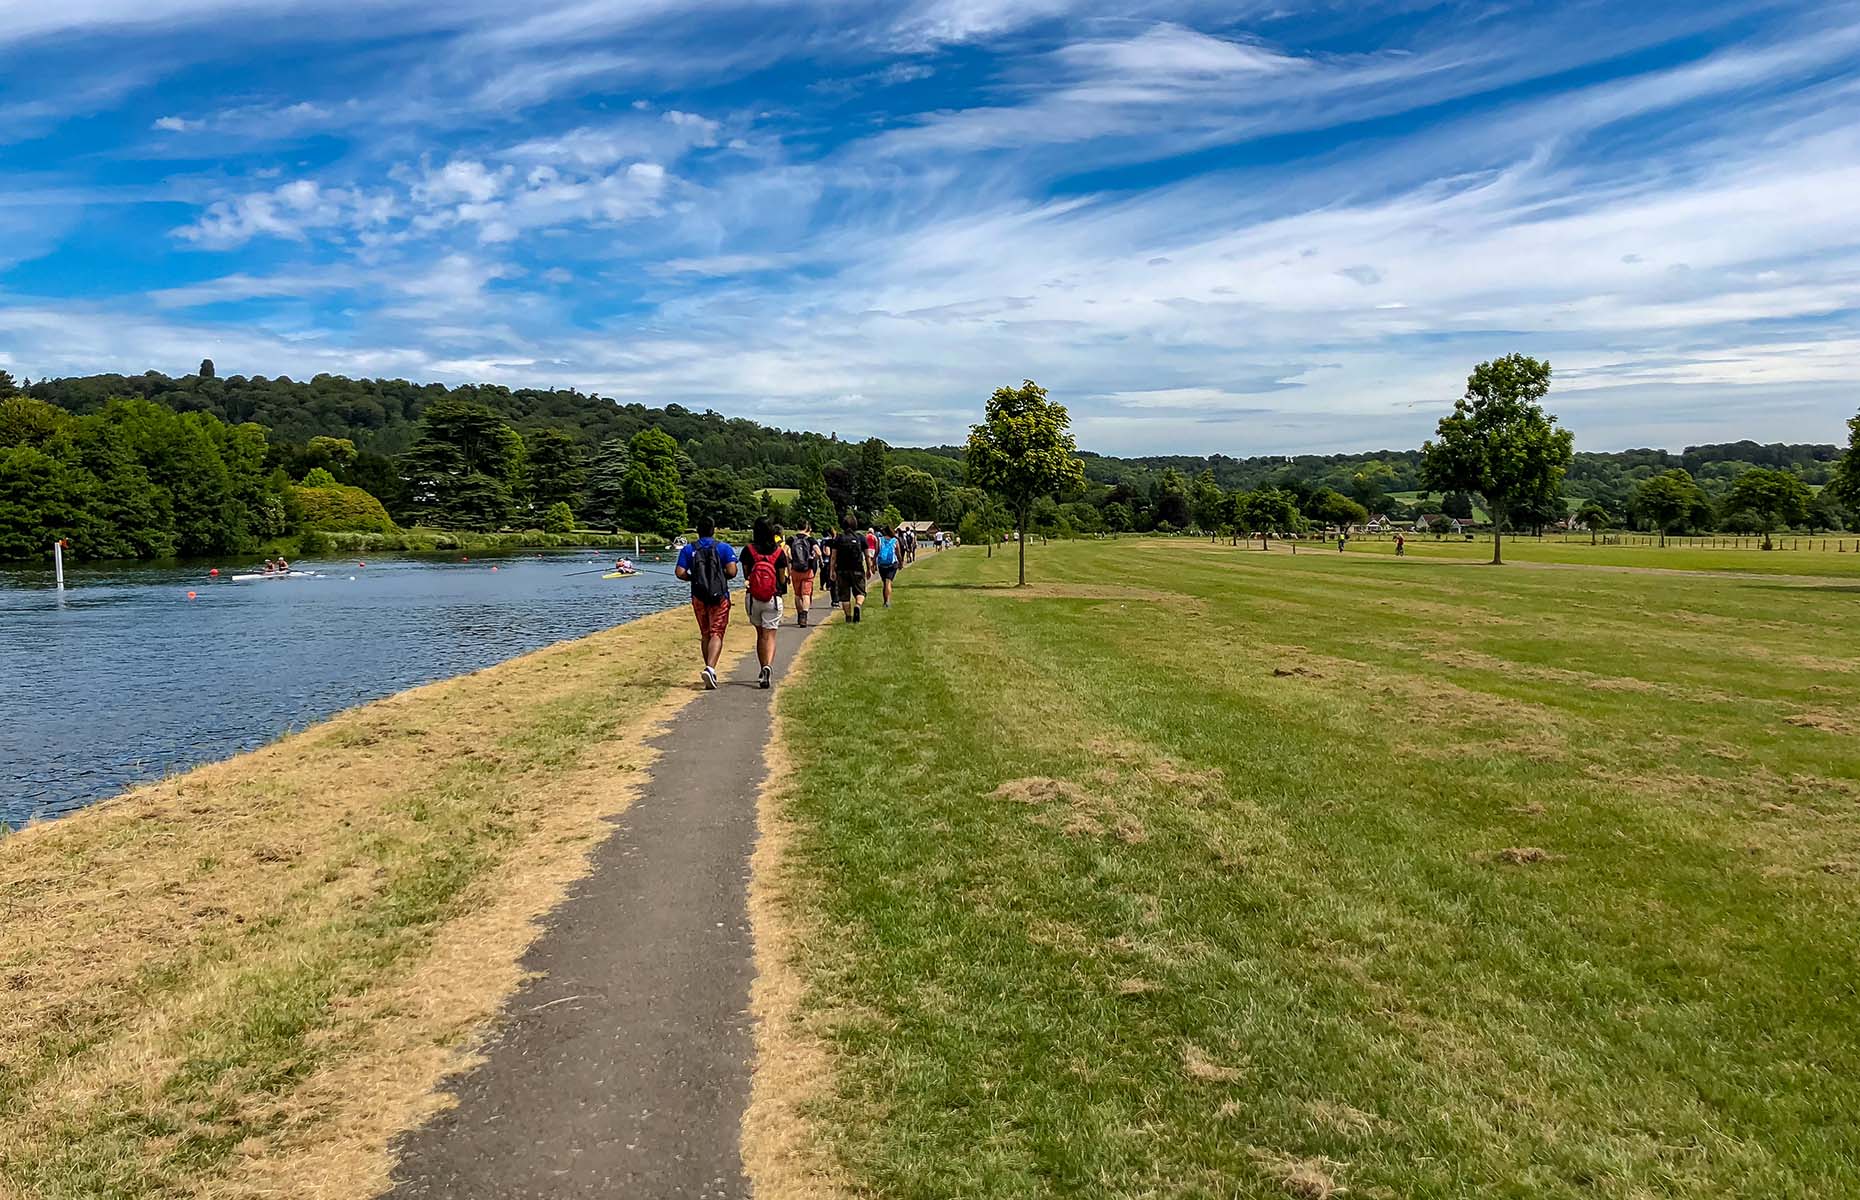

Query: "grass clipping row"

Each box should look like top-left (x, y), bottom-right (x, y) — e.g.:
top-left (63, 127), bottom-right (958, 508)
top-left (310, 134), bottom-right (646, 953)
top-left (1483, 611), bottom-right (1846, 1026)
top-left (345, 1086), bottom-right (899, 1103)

top-left (0, 606), bottom-right (733, 1200)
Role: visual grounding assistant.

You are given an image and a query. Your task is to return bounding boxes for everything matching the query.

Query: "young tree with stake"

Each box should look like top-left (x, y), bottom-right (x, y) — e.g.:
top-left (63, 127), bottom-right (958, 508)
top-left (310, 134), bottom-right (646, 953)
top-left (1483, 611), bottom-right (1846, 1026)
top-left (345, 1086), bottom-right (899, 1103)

top-left (1420, 354), bottom-right (1573, 565)
top-left (965, 380), bottom-right (1085, 586)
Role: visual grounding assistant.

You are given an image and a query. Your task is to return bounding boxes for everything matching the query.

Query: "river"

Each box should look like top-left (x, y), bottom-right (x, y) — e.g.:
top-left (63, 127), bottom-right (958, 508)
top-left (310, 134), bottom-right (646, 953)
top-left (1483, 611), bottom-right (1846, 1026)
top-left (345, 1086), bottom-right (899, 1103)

top-left (0, 552), bottom-right (690, 827)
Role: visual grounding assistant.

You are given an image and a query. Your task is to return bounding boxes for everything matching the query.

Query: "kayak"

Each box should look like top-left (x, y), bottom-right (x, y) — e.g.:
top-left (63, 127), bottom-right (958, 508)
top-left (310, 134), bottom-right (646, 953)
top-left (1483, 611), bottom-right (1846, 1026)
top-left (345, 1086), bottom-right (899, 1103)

top-left (602, 569), bottom-right (638, 579)
top-left (229, 571), bottom-right (319, 582)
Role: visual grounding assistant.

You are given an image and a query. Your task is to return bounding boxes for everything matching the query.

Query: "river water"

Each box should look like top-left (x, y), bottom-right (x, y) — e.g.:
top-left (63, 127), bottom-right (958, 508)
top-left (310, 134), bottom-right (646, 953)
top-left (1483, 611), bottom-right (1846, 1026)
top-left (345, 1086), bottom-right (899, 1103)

top-left (0, 552), bottom-right (689, 827)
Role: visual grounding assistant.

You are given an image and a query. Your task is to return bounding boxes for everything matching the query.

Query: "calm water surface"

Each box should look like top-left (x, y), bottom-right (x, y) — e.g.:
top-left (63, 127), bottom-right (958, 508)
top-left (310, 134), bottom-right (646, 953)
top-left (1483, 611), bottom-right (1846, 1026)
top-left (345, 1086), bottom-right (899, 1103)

top-left (0, 553), bottom-right (688, 826)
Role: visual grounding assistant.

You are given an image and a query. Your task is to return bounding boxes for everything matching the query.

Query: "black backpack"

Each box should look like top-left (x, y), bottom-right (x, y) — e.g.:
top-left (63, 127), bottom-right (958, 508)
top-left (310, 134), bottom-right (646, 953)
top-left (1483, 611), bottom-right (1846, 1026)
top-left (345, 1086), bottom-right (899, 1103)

top-left (789, 535), bottom-right (818, 572)
top-left (688, 541), bottom-right (730, 604)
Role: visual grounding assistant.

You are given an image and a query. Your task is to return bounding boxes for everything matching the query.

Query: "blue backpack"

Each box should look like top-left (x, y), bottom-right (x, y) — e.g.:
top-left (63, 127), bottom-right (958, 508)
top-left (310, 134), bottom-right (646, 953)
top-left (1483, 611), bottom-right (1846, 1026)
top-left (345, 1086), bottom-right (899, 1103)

top-left (877, 537), bottom-right (898, 566)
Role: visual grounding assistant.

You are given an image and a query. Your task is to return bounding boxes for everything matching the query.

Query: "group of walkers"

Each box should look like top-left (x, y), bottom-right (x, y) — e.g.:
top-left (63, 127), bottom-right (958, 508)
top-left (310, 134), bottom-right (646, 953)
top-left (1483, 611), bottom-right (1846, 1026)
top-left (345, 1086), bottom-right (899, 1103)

top-left (673, 514), bottom-right (920, 691)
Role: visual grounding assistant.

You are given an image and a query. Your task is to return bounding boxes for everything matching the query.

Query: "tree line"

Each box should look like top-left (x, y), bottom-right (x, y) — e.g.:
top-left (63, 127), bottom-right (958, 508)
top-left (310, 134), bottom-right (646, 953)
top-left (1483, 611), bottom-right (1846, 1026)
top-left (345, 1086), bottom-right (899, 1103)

top-left (5, 361), bottom-right (1858, 561)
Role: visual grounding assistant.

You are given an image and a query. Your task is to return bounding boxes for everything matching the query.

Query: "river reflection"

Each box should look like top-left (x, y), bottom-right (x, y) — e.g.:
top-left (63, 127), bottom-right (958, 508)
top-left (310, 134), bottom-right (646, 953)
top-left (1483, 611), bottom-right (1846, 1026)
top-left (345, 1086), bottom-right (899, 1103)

top-left (0, 552), bottom-right (687, 826)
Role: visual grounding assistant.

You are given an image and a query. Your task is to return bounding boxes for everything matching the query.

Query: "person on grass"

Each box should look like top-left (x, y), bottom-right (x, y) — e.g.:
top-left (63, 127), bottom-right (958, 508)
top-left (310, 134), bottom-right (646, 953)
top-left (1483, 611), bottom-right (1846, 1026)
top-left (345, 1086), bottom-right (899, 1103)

top-left (787, 522), bottom-right (820, 626)
top-left (874, 525), bottom-right (902, 608)
top-left (864, 526), bottom-right (878, 576)
top-left (829, 517), bottom-right (868, 624)
top-left (675, 515), bottom-right (738, 690)
top-left (740, 516), bottom-right (789, 689)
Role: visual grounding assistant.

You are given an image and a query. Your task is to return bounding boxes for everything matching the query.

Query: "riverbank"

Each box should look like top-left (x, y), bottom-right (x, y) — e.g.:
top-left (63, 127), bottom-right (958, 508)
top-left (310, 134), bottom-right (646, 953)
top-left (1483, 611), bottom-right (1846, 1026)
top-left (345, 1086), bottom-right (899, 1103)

top-left (0, 604), bottom-right (750, 1200)
top-left (761, 539), bottom-right (1860, 1197)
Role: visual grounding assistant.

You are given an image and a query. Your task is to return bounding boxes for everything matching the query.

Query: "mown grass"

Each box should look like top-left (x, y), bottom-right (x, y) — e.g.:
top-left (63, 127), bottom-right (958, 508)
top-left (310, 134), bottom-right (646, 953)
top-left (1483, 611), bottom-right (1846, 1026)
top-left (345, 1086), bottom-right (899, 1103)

top-left (1309, 530), bottom-right (1860, 576)
top-left (769, 539), bottom-right (1860, 1198)
top-left (0, 607), bottom-right (745, 1200)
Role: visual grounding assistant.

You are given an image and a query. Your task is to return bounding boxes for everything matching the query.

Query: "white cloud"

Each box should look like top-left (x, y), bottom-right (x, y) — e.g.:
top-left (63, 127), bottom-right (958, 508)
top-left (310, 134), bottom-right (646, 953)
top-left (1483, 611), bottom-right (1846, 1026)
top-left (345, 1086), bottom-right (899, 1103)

top-left (152, 115), bottom-right (202, 131)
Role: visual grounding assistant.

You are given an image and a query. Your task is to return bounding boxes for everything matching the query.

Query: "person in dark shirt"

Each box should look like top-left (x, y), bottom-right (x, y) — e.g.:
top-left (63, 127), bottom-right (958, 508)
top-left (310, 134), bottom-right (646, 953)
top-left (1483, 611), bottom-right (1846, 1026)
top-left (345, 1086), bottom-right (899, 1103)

top-left (827, 516), bottom-right (868, 624)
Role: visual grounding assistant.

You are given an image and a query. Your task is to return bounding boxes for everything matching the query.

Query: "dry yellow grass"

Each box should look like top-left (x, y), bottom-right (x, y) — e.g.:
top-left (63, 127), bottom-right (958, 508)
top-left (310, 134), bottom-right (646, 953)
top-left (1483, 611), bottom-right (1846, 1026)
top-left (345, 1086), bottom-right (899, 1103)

top-left (0, 606), bottom-right (748, 1200)
top-left (742, 622), bottom-right (852, 1200)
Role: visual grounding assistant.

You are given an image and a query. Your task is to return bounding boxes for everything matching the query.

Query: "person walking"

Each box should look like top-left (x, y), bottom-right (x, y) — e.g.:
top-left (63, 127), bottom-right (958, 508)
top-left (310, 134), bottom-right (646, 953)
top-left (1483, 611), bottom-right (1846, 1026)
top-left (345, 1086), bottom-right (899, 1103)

top-left (787, 521), bottom-right (820, 626)
top-left (874, 525), bottom-right (902, 608)
top-left (1395, 532), bottom-right (1406, 557)
top-left (675, 514), bottom-right (738, 690)
top-left (829, 517), bottom-right (868, 624)
top-left (740, 515), bottom-right (789, 689)
top-left (864, 526), bottom-right (879, 577)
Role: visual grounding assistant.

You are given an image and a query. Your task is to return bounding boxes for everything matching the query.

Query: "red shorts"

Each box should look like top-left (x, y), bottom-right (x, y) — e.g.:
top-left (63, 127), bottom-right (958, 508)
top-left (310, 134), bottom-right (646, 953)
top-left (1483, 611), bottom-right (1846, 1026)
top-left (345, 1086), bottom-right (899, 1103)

top-left (691, 596), bottom-right (731, 638)
top-left (791, 569), bottom-right (816, 585)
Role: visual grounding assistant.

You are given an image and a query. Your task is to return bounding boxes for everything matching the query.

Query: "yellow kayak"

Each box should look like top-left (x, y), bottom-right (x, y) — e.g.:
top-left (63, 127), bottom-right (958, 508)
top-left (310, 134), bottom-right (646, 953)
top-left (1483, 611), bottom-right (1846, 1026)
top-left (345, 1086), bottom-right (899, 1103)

top-left (602, 569), bottom-right (637, 579)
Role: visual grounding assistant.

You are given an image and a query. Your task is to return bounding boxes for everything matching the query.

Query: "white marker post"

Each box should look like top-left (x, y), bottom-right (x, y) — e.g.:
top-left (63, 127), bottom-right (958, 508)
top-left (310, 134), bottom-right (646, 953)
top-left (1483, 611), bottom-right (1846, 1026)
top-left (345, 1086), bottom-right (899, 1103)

top-left (634, 535), bottom-right (640, 560)
top-left (53, 539), bottom-right (65, 591)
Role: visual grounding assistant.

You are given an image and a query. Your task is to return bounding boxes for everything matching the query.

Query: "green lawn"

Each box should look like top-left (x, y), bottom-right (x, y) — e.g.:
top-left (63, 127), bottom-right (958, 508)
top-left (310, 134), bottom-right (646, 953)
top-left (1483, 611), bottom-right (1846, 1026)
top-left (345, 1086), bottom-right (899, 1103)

top-left (1333, 530), bottom-right (1860, 576)
top-left (772, 540), bottom-right (1860, 1199)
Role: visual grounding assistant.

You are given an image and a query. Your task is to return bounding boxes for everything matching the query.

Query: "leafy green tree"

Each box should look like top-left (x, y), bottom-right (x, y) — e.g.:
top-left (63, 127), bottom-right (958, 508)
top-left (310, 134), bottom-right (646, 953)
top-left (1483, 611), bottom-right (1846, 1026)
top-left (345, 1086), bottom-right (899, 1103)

top-left (1429, 514), bottom-right (1458, 538)
top-left (888, 464), bottom-right (940, 519)
top-left (1631, 469), bottom-right (1709, 547)
top-left (68, 416), bottom-right (175, 558)
top-left (1305, 488), bottom-right (1368, 530)
top-left (965, 380), bottom-right (1086, 585)
top-left (542, 500), bottom-right (576, 534)
top-left (198, 358), bottom-right (216, 379)
top-left (1190, 468), bottom-right (1226, 532)
top-left (0, 446), bottom-right (90, 559)
top-left (621, 427), bottom-right (687, 537)
top-left (0, 369), bottom-right (17, 395)
top-left (1721, 467), bottom-right (1812, 550)
top-left (854, 437), bottom-right (892, 516)
top-left (302, 466), bottom-right (339, 487)
top-left (1151, 469), bottom-right (1191, 530)
top-left (1, 396), bottom-right (69, 450)
top-left (1575, 501), bottom-right (1611, 545)
top-left (1442, 491), bottom-right (1475, 520)
top-left (1231, 487), bottom-right (1302, 550)
top-left (1832, 410), bottom-right (1860, 510)
top-left (291, 482), bottom-right (396, 533)
top-left (1102, 501), bottom-right (1133, 532)
top-left (685, 467), bottom-right (756, 531)
top-left (1350, 460), bottom-right (1395, 514)
top-left (792, 457), bottom-right (836, 531)
top-left (1420, 353), bottom-right (1574, 564)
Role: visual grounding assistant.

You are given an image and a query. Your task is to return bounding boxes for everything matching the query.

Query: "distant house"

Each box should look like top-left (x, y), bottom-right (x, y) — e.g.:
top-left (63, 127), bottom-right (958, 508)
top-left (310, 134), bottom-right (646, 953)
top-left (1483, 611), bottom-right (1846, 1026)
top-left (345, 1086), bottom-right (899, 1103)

top-left (1365, 513), bottom-right (1391, 532)
top-left (899, 520), bottom-right (939, 537)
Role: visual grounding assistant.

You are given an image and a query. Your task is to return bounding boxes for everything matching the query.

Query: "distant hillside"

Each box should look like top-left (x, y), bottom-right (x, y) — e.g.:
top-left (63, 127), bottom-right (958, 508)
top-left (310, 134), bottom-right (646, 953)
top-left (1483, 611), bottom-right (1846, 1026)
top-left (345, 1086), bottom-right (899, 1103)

top-left (23, 368), bottom-right (1845, 513)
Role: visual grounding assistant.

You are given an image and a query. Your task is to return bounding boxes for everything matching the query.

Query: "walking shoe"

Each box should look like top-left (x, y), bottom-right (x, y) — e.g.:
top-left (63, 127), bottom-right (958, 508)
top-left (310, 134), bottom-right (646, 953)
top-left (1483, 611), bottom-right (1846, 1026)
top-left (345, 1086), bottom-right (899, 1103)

top-left (758, 665), bottom-right (772, 689)
top-left (798, 612), bottom-right (807, 627)
top-left (702, 666), bottom-right (717, 690)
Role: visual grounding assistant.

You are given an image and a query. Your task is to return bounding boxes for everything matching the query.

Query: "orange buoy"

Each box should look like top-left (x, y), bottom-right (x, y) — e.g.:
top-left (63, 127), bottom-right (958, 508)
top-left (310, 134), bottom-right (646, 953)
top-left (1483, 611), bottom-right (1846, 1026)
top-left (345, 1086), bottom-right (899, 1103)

top-left (187, 590), bottom-right (197, 600)
top-left (209, 568), bottom-right (219, 577)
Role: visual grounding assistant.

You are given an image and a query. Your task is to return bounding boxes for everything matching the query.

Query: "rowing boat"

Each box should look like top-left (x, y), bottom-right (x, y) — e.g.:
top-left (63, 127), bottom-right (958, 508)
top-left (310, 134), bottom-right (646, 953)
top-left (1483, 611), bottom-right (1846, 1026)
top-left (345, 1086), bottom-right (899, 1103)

top-left (602, 569), bottom-right (638, 579)
top-left (229, 571), bottom-right (319, 582)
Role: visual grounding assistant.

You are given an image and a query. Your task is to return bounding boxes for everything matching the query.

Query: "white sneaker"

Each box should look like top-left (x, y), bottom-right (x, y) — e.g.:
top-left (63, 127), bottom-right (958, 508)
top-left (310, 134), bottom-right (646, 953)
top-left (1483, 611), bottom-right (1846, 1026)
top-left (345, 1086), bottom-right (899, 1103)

top-left (758, 665), bottom-right (772, 689)
top-left (702, 666), bottom-right (717, 690)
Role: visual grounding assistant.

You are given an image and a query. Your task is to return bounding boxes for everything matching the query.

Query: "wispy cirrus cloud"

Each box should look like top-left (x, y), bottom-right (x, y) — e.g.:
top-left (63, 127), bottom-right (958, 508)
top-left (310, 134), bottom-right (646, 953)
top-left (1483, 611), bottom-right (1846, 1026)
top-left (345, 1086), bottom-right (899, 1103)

top-left (1, 0), bottom-right (1857, 453)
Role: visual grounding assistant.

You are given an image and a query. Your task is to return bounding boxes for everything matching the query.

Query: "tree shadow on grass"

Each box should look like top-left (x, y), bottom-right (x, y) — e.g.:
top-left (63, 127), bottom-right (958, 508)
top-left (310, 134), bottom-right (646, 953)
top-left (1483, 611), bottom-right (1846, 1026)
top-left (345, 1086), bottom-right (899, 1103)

top-left (910, 581), bottom-right (1022, 591)
top-left (1746, 582), bottom-right (1860, 595)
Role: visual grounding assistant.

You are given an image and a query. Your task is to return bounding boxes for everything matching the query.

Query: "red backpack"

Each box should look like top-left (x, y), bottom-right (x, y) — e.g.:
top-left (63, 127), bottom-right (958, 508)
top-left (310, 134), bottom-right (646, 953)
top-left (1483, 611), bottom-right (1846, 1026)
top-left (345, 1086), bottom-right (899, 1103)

top-left (746, 546), bottom-right (779, 602)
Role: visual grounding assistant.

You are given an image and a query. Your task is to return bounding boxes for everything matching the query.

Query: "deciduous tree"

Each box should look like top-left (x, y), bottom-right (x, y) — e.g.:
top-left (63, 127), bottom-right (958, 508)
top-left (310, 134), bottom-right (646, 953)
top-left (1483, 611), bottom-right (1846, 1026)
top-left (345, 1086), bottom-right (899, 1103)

top-left (965, 379), bottom-right (1085, 585)
top-left (1721, 467), bottom-right (1812, 550)
top-left (621, 427), bottom-right (687, 538)
top-left (1420, 354), bottom-right (1573, 564)
top-left (1631, 469), bottom-right (1708, 547)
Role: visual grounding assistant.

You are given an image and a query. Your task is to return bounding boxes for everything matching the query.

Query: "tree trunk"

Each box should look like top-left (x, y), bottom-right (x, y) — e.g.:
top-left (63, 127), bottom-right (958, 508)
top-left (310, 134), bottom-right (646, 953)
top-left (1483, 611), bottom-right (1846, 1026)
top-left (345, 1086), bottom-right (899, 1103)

top-left (1490, 504), bottom-right (1505, 565)
top-left (1763, 530), bottom-right (1774, 551)
top-left (1017, 510), bottom-right (1028, 586)
top-left (1658, 527), bottom-right (1666, 548)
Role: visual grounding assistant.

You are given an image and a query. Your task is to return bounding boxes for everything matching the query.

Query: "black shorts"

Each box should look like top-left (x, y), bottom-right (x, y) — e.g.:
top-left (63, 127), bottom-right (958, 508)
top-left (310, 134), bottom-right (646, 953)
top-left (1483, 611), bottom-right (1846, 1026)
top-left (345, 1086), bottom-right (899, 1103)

top-left (837, 572), bottom-right (867, 597)
top-left (877, 562), bottom-right (899, 580)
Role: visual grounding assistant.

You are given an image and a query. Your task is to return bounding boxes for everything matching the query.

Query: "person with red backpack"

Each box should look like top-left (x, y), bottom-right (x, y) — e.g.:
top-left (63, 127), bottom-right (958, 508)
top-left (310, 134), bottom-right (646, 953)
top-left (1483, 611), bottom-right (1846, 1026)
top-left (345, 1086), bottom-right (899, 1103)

top-left (740, 515), bottom-right (790, 689)
top-left (675, 514), bottom-right (739, 690)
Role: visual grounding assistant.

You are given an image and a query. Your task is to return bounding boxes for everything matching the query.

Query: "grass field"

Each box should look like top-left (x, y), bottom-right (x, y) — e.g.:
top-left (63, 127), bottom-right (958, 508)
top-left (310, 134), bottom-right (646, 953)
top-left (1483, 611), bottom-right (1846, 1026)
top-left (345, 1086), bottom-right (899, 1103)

top-left (765, 540), bottom-right (1860, 1198)
top-left (0, 608), bottom-right (749, 1200)
top-left (1327, 531), bottom-right (1860, 576)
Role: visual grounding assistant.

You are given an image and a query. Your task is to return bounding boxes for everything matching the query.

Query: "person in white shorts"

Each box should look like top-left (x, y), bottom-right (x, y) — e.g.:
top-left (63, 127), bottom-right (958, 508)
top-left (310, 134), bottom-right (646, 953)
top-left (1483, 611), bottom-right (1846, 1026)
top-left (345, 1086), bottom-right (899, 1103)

top-left (739, 515), bottom-right (789, 689)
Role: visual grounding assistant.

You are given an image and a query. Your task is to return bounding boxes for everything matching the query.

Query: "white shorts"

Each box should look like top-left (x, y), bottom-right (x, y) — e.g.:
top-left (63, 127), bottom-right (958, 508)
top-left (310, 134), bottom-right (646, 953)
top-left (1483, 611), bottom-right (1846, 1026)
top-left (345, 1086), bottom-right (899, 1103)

top-left (745, 595), bottom-right (783, 629)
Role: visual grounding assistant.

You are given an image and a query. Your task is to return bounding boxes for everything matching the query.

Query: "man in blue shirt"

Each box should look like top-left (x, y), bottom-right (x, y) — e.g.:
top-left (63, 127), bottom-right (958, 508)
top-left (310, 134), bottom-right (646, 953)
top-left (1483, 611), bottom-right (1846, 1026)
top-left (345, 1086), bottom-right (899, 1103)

top-left (675, 514), bottom-right (739, 690)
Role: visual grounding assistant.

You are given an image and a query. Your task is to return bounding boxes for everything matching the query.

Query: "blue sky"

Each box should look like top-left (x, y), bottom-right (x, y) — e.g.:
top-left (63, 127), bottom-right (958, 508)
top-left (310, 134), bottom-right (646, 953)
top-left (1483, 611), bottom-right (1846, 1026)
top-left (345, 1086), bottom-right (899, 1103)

top-left (1, 0), bottom-right (1857, 455)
